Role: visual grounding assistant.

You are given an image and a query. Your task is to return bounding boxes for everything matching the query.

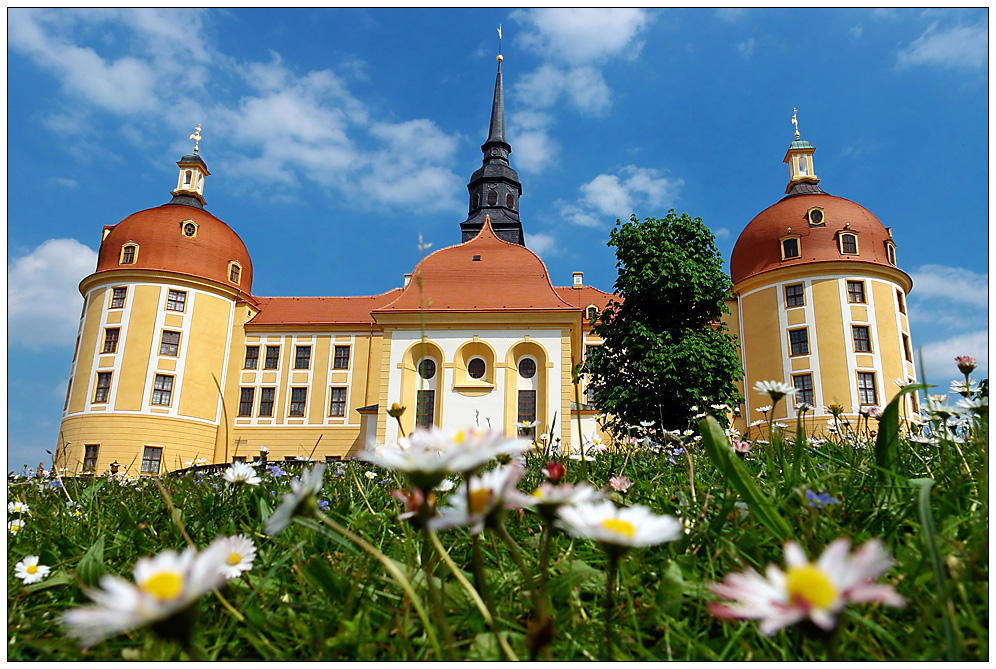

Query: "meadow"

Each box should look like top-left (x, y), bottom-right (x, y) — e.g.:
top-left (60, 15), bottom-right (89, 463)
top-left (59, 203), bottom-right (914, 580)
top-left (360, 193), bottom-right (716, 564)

top-left (6, 368), bottom-right (988, 661)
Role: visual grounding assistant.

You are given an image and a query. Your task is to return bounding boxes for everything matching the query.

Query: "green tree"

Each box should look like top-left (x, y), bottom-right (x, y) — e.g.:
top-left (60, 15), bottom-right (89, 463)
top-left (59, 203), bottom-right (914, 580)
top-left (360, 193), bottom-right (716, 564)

top-left (584, 212), bottom-right (743, 432)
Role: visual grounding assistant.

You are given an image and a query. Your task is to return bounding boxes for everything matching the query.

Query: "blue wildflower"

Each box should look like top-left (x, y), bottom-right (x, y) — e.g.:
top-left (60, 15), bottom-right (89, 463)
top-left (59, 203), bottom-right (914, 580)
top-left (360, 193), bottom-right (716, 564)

top-left (806, 489), bottom-right (839, 508)
top-left (317, 499), bottom-right (330, 511)
top-left (267, 465), bottom-right (287, 477)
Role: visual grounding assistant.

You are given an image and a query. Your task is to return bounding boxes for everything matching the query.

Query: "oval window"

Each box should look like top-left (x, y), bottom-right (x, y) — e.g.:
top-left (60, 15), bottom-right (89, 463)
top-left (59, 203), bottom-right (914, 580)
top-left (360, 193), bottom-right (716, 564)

top-left (468, 358), bottom-right (486, 379)
top-left (487, 190), bottom-right (498, 206)
top-left (518, 358), bottom-right (536, 379)
top-left (418, 358), bottom-right (436, 380)
top-left (472, 193), bottom-right (480, 209)
top-left (506, 193), bottom-right (514, 209)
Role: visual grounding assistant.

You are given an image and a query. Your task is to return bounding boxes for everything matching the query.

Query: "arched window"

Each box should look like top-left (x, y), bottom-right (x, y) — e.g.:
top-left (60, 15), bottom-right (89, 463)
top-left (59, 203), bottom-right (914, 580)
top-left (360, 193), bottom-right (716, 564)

top-left (585, 305), bottom-right (599, 322)
top-left (183, 170), bottom-right (192, 186)
top-left (506, 193), bottom-right (514, 208)
top-left (487, 190), bottom-right (498, 206)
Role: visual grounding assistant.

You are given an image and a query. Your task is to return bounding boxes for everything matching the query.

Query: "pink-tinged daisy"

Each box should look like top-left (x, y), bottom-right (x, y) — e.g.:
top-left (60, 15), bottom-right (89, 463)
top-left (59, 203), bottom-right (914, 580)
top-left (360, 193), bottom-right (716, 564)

top-left (731, 439), bottom-right (752, 454)
top-left (428, 463), bottom-right (525, 535)
top-left (954, 356), bottom-right (977, 375)
top-left (210, 535), bottom-right (257, 580)
top-left (709, 538), bottom-right (905, 636)
top-left (608, 475), bottom-right (632, 493)
top-left (14, 555), bottom-right (51, 584)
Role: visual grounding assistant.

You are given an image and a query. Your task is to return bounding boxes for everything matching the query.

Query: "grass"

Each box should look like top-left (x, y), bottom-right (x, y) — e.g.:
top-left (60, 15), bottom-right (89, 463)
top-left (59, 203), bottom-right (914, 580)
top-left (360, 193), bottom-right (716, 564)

top-left (6, 381), bottom-right (988, 661)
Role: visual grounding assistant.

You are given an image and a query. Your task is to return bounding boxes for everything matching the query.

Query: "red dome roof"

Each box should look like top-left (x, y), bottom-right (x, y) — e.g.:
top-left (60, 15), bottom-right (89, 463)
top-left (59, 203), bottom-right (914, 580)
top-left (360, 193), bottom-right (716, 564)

top-left (95, 204), bottom-right (253, 291)
top-left (730, 193), bottom-right (898, 285)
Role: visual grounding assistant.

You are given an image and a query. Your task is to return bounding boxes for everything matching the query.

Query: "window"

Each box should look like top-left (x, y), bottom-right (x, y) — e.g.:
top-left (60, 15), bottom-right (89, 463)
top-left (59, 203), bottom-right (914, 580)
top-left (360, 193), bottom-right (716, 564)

top-left (518, 358), bottom-right (537, 379)
top-left (886, 243), bottom-right (896, 266)
top-left (244, 346), bottom-right (260, 369)
top-left (120, 244), bottom-right (137, 264)
top-left (238, 388), bottom-right (255, 416)
top-left (896, 290), bottom-right (906, 315)
top-left (103, 328), bottom-right (120, 354)
top-left (517, 390), bottom-right (537, 428)
top-left (902, 334), bottom-right (913, 362)
top-left (487, 190), bottom-right (498, 206)
top-left (294, 346), bottom-right (312, 370)
top-left (229, 263), bottom-right (241, 284)
top-left (793, 374), bottom-right (814, 407)
top-left (110, 287), bottom-right (127, 309)
top-left (329, 387), bottom-right (347, 417)
top-left (416, 389), bottom-right (435, 427)
top-left (151, 374), bottom-right (174, 406)
top-left (333, 346), bottom-right (350, 369)
top-left (325, 455), bottom-right (343, 462)
top-left (846, 280), bottom-right (865, 304)
top-left (289, 388), bottom-right (307, 417)
top-left (166, 290), bottom-right (187, 312)
top-left (789, 328), bottom-right (810, 356)
top-left (785, 283), bottom-right (805, 308)
top-left (468, 358), bottom-right (486, 379)
top-left (585, 305), bottom-right (599, 321)
top-left (782, 238), bottom-right (800, 259)
top-left (232, 456), bottom-right (247, 464)
top-left (93, 372), bottom-right (112, 403)
top-left (159, 330), bottom-right (181, 356)
top-left (852, 325), bottom-right (871, 352)
top-left (83, 445), bottom-right (99, 472)
top-left (141, 446), bottom-right (163, 474)
top-left (418, 358), bottom-right (436, 380)
top-left (840, 233), bottom-right (858, 255)
top-left (857, 372), bottom-right (877, 405)
top-left (258, 388), bottom-right (275, 417)
top-left (264, 346), bottom-right (280, 369)
top-left (807, 208), bottom-right (825, 226)
top-left (909, 385), bottom-right (920, 414)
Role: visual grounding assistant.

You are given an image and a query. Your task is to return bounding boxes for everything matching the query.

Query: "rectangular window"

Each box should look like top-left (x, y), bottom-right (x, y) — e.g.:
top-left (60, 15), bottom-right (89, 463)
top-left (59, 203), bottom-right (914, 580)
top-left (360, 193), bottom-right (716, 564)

top-left (857, 372), bottom-right (877, 405)
top-left (517, 389), bottom-right (537, 427)
top-left (258, 388), bottom-right (275, 417)
top-left (232, 456), bottom-right (247, 464)
top-left (93, 372), bottom-right (112, 403)
top-left (159, 330), bottom-right (181, 356)
top-left (264, 346), bottom-right (280, 369)
top-left (896, 290), bottom-right (906, 315)
top-left (887, 244), bottom-right (896, 265)
top-left (902, 334), bottom-right (913, 362)
top-left (325, 455), bottom-right (343, 462)
top-left (244, 346), bottom-right (259, 369)
top-left (909, 385), bottom-right (920, 414)
top-left (328, 387), bottom-right (347, 417)
top-left (793, 374), bottom-right (814, 407)
top-left (840, 234), bottom-right (858, 254)
top-left (333, 345), bottom-right (351, 369)
top-left (141, 446), bottom-right (163, 474)
top-left (782, 238), bottom-right (800, 259)
top-left (289, 388), bottom-right (307, 417)
top-left (294, 346), bottom-right (312, 370)
top-left (846, 280), bottom-right (866, 304)
top-left (785, 283), bottom-right (805, 308)
top-left (83, 444), bottom-right (100, 471)
top-left (151, 374), bottom-right (174, 406)
top-left (230, 264), bottom-right (241, 283)
top-left (238, 388), bottom-right (255, 416)
top-left (121, 245), bottom-right (136, 264)
top-left (110, 287), bottom-right (127, 309)
top-left (416, 389), bottom-right (434, 427)
top-left (102, 328), bottom-right (120, 354)
top-left (166, 290), bottom-right (187, 312)
top-left (852, 325), bottom-right (871, 352)
top-left (789, 328), bottom-right (810, 356)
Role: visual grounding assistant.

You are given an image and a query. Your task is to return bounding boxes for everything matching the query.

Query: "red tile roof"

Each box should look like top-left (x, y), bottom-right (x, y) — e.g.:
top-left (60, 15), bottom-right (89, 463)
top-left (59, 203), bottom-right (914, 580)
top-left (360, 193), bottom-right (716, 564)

top-left (248, 290), bottom-right (403, 327)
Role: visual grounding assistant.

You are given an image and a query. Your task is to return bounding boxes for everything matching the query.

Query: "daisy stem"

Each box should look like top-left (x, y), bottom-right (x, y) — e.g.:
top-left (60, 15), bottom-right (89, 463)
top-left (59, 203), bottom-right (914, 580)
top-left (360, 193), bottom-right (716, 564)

top-left (604, 553), bottom-right (619, 662)
top-left (496, 519), bottom-right (540, 613)
top-left (419, 525), bottom-right (459, 660)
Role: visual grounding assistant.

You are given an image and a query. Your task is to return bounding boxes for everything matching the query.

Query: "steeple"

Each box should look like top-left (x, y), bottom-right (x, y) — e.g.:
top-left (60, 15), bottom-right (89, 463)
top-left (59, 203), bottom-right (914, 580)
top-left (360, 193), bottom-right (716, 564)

top-left (167, 125), bottom-right (210, 208)
top-left (461, 29), bottom-right (524, 245)
top-left (783, 109), bottom-right (825, 197)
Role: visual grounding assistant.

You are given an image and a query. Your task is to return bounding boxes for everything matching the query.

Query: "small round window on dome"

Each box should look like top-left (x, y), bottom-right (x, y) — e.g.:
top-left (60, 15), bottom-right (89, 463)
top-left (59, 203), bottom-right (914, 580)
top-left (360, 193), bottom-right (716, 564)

top-left (518, 358), bottom-right (536, 379)
top-left (468, 358), bottom-right (486, 379)
top-left (808, 208), bottom-right (825, 227)
top-left (418, 358), bottom-right (436, 380)
top-left (181, 220), bottom-right (198, 238)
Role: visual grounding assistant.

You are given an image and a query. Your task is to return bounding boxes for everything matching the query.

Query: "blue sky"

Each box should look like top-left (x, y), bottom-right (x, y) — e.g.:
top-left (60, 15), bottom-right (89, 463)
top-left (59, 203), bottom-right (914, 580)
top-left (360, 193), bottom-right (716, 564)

top-left (6, 8), bottom-right (989, 471)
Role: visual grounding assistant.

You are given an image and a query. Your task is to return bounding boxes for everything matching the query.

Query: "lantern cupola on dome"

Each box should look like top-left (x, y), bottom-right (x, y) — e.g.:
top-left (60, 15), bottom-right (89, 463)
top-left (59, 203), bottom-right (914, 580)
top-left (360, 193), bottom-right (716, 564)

top-left (783, 109), bottom-right (824, 196)
top-left (169, 125), bottom-right (210, 209)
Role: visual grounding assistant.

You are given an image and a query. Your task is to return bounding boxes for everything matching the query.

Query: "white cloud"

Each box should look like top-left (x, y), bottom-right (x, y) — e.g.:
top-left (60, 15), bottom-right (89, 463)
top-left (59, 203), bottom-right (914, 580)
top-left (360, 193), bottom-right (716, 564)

top-left (849, 25), bottom-right (864, 39)
top-left (512, 8), bottom-right (651, 67)
top-left (713, 227), bottom-right (731, 240)
top-left (560, 166), bottom-right (683, 228)
top-left (508, 110), bottom-right (559, 174)
top-left (897, 21), bottom-right (988, 69)
top-left (51, 177), bottom-right (77, 188)
top-left (736, 38), bottom-right (756, 58)
top-left (909, 264), bottom-right (988, 308)
top-left (915, 330), bottom-right (988, 387)
top-left (525, 232), bottom-right (558, 257)
top-left (8, 239), bottom-right (98, 350)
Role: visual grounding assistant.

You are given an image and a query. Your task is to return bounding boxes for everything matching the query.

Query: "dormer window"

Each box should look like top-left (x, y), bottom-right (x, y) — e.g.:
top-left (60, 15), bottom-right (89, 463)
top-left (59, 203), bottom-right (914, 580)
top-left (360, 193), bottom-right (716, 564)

top-left (119, 244), bottom-right (138, 265)
top-left (585, 305), bottom-right (599, 321)
top-left (780, 235), bottom-right (801, 260)
top-left (886, 242), bottom-right (897, 266)
top-left (487, 190), bottom-right (498, 206)
top-left (839, 232), bottom-right (859, 255)
top-left (807, 208), bottom-right (825, 227)
top-left (228, 261), bottom-right (242, 285)
top-left (472, 193), bottom-right (480, 209)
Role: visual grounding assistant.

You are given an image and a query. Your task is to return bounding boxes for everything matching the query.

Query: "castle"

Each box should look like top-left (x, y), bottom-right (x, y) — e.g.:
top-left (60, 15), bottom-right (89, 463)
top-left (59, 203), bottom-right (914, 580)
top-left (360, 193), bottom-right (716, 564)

top-left (56, 59), bottom-right (918, 476)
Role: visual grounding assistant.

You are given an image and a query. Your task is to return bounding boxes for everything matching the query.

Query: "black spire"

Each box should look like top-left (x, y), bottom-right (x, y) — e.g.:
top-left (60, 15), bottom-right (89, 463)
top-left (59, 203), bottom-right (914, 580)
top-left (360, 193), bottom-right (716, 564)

top-left (460, 57), bottom-right (524, 245)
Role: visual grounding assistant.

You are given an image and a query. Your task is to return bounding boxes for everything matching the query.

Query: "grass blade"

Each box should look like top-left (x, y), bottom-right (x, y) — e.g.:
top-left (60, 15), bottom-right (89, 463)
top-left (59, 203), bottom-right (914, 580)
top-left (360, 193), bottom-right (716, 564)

top-left (911, 477), bottom-right (959, 661)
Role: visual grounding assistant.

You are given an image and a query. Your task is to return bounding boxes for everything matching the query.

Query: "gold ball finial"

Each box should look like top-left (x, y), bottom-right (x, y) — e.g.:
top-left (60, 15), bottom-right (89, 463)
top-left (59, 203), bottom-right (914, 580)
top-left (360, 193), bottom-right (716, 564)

top-left (497, 54), bottom-right (503, 63)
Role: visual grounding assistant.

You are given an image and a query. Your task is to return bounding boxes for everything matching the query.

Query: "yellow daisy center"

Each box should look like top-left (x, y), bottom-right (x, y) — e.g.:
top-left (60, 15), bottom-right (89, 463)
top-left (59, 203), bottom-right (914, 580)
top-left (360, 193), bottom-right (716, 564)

top-left (141, 571), bottom-right (185, 600)
top-left (26, 565), bottom-right (38, 574)
top-left (600, 518), bottom-right (636, 538)
top-left (454, 430), bottom-right (466, 444)
top-left (227, 552), bottom-right (242, 566)
top-left (11, 524), bottom-right (21, 532)
top-left (468, 488), bottom-right (491, 514)
top-left (785, 564), bottom-right (837, 609)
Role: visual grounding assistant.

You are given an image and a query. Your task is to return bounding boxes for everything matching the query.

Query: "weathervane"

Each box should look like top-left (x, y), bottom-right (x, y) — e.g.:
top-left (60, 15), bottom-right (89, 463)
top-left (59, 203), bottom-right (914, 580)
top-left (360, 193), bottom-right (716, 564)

top-left (791, 108), bottom-right (800, 140)
top-left (497, 24), bottom-right (503, 65)
top-left (189, 124), bottom-right (203, 153)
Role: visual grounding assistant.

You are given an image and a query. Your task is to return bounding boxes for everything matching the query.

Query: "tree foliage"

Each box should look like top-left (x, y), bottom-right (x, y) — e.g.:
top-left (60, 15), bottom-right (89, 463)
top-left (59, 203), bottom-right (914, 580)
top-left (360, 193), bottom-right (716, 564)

top-left (584, 212), bottom-right (743, 431)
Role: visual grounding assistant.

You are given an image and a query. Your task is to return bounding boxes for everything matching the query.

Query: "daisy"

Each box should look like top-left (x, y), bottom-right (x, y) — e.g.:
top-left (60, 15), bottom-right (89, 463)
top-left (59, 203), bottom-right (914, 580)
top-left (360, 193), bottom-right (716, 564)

top-left (211, 535), bottom-right (257, 580)
top-left (8, 501), bottom-right (29, 514)
top-left (9, 519), bottom-right (26, 534)
top-left (608, 475), bottom-right (632, 494)
top-left (14, 555), bottom-right (51, 584)
top-left (428, 463), bottom-right (525, 535)
top-left (754, 380), bottom-right (796, 404)
top-left (222, 462), bottom-right (261, 486)
top-left (265, 464), bottom-right (327, 535)
top-left (731, 439), bottom-right (752, 454)
top-left (556, 500), bottom-right (683, 556)
top-left (62, 544), bottom-right (229, 647)
top-left (709, 538), bottom-right (905, 636)
top-left (954, 355), bottom-right (977, 375)
top-left (364, 470), bottom-right (377, 480)
top-left (516, 481), bottom-right (604, 517)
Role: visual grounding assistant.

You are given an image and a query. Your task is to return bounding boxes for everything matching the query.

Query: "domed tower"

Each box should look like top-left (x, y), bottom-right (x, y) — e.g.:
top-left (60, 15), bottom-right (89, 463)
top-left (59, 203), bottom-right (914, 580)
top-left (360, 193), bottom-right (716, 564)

top-left (729, 112), bottom-right (920, 436)
top-left (57, 130), bottom-right (257, 476)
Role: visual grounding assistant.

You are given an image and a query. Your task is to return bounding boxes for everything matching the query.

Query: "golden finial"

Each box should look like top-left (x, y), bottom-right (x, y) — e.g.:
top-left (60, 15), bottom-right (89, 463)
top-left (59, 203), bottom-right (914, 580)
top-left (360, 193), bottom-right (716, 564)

top-left (189, 124), bottom-right (202, 153)
top-left (497, 24), bottom-right (503, 64)
top-left (791, 108), bottom-right (800, 140)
